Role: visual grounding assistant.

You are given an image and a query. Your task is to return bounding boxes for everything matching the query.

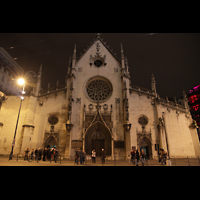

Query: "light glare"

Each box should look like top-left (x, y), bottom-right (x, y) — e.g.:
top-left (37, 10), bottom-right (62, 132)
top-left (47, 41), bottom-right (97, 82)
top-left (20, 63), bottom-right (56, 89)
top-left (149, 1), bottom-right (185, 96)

top-left (18, 78), bottom-right (25, 85)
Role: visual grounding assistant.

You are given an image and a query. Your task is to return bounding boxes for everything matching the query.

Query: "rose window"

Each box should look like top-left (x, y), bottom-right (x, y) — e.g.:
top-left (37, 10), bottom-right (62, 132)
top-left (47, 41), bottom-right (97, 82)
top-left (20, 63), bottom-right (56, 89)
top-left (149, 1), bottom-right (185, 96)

top-left (86, 78), bottom-right (112, 102)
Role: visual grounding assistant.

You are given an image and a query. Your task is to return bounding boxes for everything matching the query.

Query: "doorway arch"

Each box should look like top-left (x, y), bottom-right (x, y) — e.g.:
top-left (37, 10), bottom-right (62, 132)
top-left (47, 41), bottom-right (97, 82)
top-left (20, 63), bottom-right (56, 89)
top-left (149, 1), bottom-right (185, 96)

top-left (44, 135), bottom-right (58, 149)
top-left (138, 137), bottom-right (152, 159)
top-left (85, 122), bottom-right (112, 157)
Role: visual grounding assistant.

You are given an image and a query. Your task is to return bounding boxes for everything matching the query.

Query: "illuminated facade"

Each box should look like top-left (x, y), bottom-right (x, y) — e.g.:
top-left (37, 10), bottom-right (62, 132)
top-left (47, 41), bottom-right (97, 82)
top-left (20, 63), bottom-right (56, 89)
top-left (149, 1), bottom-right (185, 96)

top-left (0, 35), bottom-right (200, 159)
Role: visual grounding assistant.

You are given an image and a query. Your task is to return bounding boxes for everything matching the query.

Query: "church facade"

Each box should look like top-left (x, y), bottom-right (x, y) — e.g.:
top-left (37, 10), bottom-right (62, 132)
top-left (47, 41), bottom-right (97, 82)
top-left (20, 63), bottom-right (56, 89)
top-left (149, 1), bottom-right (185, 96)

top-left (0, 35), bottom-right (200, 160)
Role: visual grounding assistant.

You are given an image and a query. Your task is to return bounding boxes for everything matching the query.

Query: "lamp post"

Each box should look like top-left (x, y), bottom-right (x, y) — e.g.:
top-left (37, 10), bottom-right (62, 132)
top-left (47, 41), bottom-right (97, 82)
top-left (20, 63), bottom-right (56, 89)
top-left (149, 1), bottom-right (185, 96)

top-left (9, 78), bottom-right (25, 160)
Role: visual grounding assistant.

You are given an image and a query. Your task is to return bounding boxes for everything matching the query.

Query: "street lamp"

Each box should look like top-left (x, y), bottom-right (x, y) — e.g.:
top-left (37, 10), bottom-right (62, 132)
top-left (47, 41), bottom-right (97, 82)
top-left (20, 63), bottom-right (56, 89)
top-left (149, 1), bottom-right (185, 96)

top-left (18, 78), bottom-right (25, 86)
top-left (9, 78), bottom-right (25, 160)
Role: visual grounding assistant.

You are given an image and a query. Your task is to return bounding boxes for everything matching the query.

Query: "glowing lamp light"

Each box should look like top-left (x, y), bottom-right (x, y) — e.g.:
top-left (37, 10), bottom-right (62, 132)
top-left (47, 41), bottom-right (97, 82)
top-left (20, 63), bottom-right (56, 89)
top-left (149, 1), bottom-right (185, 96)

top-left (18, 78), bottom-right (25, 85)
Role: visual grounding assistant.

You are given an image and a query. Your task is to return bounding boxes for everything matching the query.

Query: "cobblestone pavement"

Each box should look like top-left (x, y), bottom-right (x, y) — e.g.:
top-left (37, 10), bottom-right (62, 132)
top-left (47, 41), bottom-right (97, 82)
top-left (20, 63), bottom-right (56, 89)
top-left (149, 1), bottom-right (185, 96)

top-left (1, 156), bottom-right (199, 166)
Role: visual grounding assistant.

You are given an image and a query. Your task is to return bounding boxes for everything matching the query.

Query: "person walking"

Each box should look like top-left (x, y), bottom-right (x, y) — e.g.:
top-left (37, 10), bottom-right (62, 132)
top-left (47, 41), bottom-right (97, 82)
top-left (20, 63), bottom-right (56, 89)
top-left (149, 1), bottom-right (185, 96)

top-left (135, 149), bottom-right (140, 166)
top-left (30, 149), bottom-right (35, 161)
top-left (101, 149), bottom-right (106, 164)
top-left (38, 148), bottom-right (42, 160)
top-left (47, 147), bottom-right (51, 161)
top-left (54, 148), bottom-right (59, 163)
top-left (79, 148), bottom-right (84, 165)
top-left (35, 148), bottom-right (38, 161)
top-left (83, 150), bottom-right (86, 165)
top-left (91, 150), bottom-right (96, 163)
top-left (160, 149), bottom-right (167, 165)
top-left (140, 149), bottom-right (146, 166)
top-left (130, 149), bottom-right (135, 165)
top-left (75, 149), bottom-right (79, 165)
top-left (43, 148), bottom-right (47, 161)
top-left (24, 148), bottom-right (29, 161)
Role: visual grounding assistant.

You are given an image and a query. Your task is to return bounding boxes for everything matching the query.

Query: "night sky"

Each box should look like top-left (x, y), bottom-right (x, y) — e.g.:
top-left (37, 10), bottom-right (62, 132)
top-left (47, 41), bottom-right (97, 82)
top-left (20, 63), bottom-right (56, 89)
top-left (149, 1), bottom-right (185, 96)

top-left (0, 33), bottom-right (199, 99)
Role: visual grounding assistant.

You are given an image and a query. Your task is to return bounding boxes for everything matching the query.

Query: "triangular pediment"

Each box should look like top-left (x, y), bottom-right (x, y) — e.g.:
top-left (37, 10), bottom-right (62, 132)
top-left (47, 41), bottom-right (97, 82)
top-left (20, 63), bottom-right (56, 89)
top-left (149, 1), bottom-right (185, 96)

top-left (85, 109), bottom-right (111, 135)
top-left (76, 36), bottom-right (121, 65)
top-left (91, 110), bottom-right (106, 125)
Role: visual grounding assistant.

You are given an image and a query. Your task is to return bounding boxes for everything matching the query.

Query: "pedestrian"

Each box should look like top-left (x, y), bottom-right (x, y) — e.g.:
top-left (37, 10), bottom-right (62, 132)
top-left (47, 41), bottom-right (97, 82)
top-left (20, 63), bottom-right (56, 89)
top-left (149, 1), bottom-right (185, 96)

top-left (140, 149), bottom-right (145, 166)
top-left (38, 148), bottom-right (42, 160)
top-left (30, 149), bottom-right (35, 161)
top-left (54, 148), bottom-right (59, 163)
top-left (43, 148), bottom-right (47, 161)
top-left (47, 147), bottom-right (51, 161)
top-left (91, 150), bottom-right (96, 163)
top-left (83, 150), bottom-right (86, 165)
top-left (130, 149), bottom-right (135, 165)
top-left (101, 149), bottom-right (106, 164)
top-left (35, 148), bottom-right (38, 161)
top-left (135, 149), bottom-right (140, 166)
top-left (160, 149), bottom-right (167, 165)
top-left (79, 148), bottom-right (84, 165)
top-left (158, 149), bottom-right (161, 164)
top-left (50, 149), bottom-right (54, 160)
top-left (24, 148), bottom-right (29, 161)
top-left (75, 149), bottom-right (79, 164)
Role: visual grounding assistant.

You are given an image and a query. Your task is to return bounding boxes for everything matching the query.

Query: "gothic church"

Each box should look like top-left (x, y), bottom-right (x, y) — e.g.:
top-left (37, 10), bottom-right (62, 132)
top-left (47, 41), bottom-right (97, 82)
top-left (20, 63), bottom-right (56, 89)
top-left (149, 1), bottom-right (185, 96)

top-left (0, 34), bottom-right (200, 160)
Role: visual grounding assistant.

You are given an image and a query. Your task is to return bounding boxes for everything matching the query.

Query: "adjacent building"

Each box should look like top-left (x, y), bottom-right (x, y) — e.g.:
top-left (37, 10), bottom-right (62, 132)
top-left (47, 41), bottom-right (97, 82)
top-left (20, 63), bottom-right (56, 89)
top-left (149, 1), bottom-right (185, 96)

top-left (188, 84), bottom-right (200, 140)
top-left (0, 47), bottom-right (24, 95)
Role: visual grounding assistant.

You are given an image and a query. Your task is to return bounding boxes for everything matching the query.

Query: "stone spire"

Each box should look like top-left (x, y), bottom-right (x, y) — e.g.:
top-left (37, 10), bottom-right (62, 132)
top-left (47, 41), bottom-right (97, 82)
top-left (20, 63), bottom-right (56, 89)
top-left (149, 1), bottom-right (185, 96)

top-left (72, 44), bottom-right (76, 60)
top-left (121, 43), bottom-right (125, 69)
top-left (72, 44), bottom-right (76, 69)
top-left (67, 56), bottom-right (72, 74)
top-left (125, 57), bottom-right (129, 74)
top-left (151, 74), bottom-right (157, 98)
top-left (35, 64), bottom-right (42, 96)
top-left (121, 43), bottom-right (124, 60)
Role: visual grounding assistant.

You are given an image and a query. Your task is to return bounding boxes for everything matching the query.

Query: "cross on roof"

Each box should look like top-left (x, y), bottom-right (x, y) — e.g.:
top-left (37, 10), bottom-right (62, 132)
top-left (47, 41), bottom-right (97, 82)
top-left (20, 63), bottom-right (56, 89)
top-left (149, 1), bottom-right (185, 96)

top-left (95, 33), bottom-right (102, 39)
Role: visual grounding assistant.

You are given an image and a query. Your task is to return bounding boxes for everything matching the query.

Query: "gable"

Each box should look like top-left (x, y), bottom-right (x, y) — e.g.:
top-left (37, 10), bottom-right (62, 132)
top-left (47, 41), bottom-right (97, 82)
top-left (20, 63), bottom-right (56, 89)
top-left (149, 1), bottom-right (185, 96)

top-left (76, 38), bottom-right (121, 67)
top-left (74, 39), bottom-right (122, 91)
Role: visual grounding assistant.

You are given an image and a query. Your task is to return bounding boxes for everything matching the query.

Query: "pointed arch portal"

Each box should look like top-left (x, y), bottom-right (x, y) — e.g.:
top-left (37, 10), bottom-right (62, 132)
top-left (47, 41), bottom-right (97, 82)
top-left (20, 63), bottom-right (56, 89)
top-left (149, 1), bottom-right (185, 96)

top-left (85, 122), bottom-right (112, 157)
top-left (44, 135), bottom-right (58, 149)
top-left (138, 136), bottom-right (152, 159)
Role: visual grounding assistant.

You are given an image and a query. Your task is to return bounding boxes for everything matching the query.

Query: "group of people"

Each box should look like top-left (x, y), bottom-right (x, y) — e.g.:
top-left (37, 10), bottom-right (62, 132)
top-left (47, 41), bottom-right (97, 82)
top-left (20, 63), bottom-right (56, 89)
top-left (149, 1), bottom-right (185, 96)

top-left (91, 149), bottom-right (106, 164)
top-left (158, 149), bottom-right (168, 165)
top-left (74, 148), bottom-right (106, 165)
top-left (130, 148), bottom-right (168, 166)
top-left (24, 147), bottom-right (59, 163)
top-left (130, 149), bottom-right (146, 166)
top-left (75, 148), bottom-right (86, 165)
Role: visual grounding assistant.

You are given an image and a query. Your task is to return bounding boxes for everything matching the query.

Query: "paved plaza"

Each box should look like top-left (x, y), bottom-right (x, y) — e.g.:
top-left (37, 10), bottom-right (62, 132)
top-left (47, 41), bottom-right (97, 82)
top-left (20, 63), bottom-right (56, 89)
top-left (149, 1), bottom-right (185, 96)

top-left (0, 156), bottom-right (200, 166)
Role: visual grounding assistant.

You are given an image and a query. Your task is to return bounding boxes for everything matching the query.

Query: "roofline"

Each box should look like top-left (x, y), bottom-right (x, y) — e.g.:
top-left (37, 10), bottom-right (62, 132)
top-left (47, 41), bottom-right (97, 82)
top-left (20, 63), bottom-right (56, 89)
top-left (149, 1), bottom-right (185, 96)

top-left (76, 37), bottom-right (121, 65)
